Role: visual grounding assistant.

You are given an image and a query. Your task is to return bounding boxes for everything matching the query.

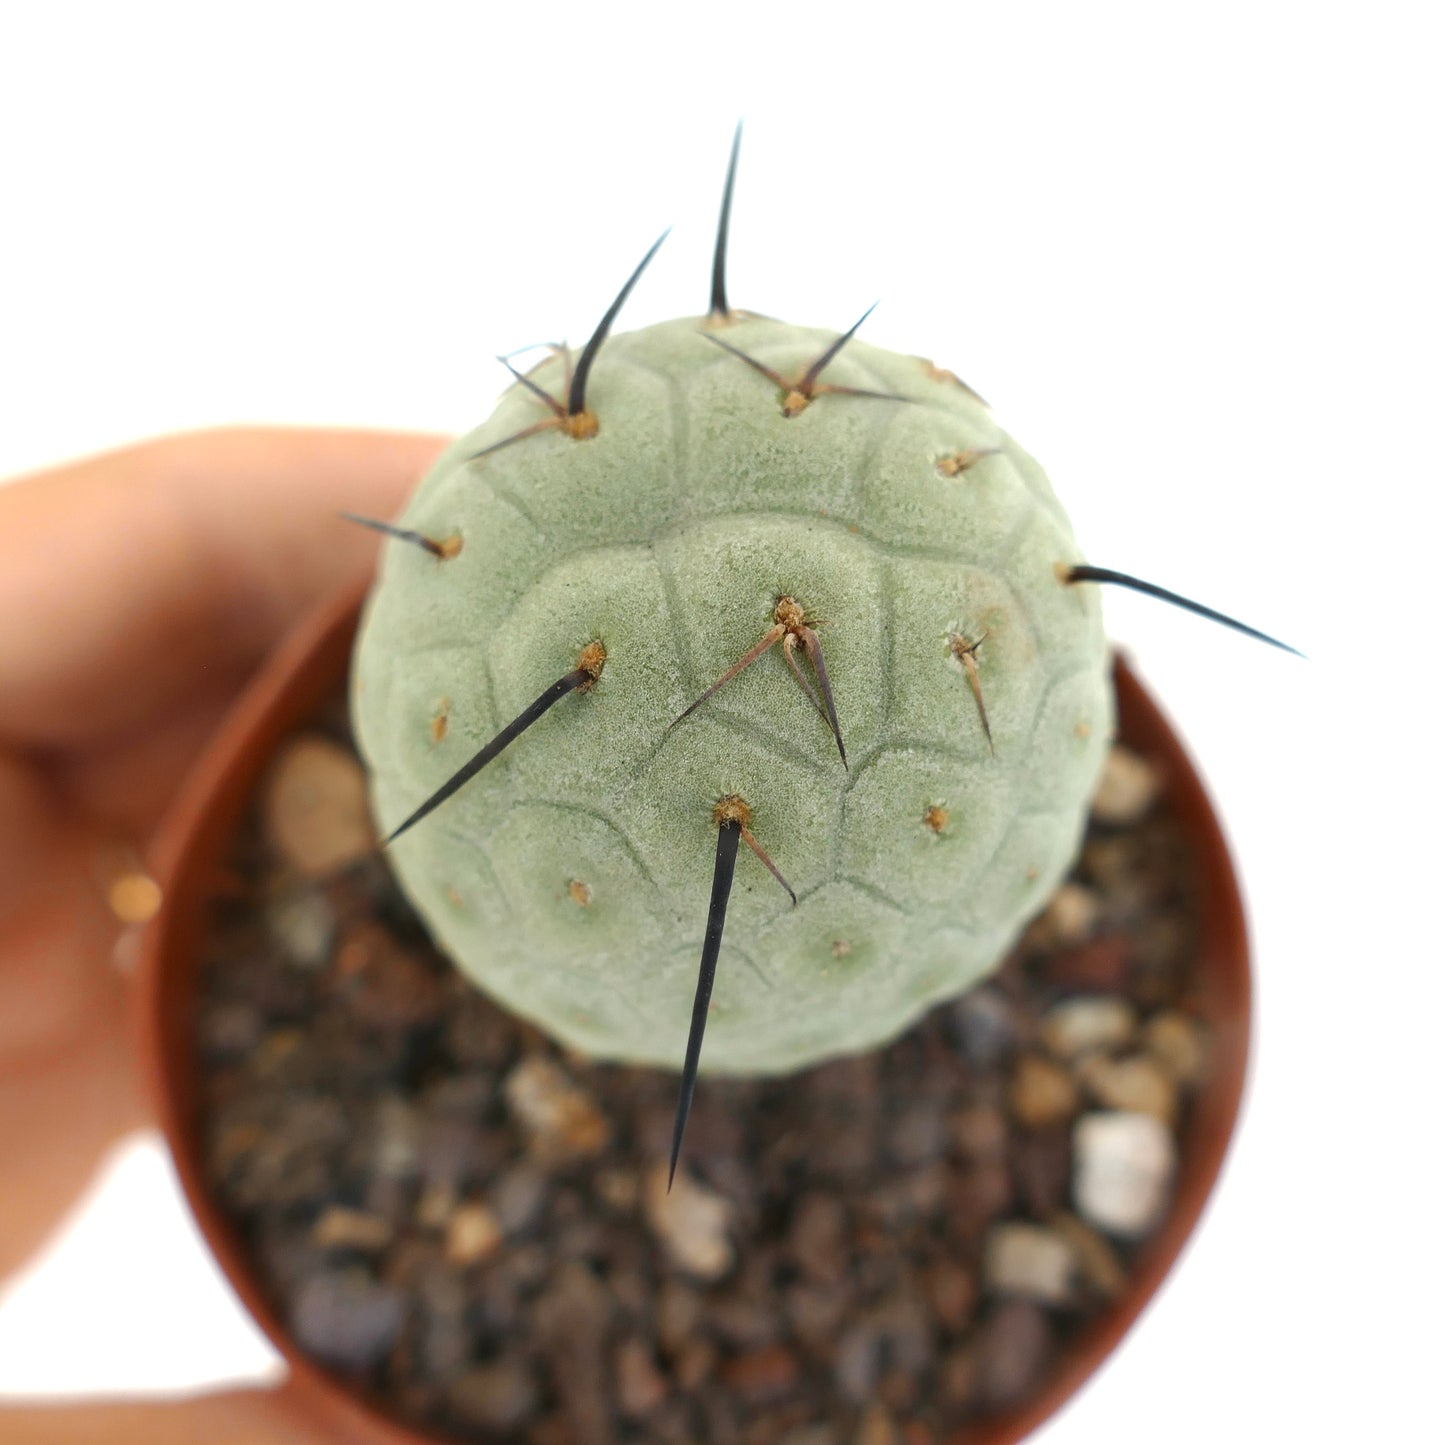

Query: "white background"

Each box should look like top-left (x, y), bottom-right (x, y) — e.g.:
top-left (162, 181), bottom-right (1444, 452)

top-left (1, 3), bottom-right (1441, 1441)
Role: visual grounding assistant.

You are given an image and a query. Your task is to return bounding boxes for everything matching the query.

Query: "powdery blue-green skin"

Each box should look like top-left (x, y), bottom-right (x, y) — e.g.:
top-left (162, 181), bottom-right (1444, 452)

top-left (352, 315), bottom-right (1112, 1075)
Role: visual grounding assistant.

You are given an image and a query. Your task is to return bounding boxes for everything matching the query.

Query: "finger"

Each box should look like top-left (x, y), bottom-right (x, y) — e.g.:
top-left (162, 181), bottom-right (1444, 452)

top-left (0, 755), bottom-right (127, 1056)
top-left (0, 755), bottom-right (145, 1280)
top-left (0, 1380), bottom-right (340, 1445)
top-left (0, 999), bottom-right (142, 1282)
top-left (42, 672), bottom-right (254, 840)
top-left (0, 427), bottom-right (450, 747)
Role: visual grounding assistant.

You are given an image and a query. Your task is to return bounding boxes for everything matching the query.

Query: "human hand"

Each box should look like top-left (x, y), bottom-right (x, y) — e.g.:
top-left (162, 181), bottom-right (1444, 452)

top-left (0, 428), bottom-right (448, 1442)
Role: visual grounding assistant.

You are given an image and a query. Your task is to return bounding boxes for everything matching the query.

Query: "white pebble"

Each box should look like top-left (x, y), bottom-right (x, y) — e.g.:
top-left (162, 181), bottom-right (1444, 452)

top-left (265, 889), bottom-right (336, 969)
top-left (1090, 746), bottom-right (1165, 825)
top-left (983, 1223), bottom-right (1074, 1304)
top-left (1040, 997), bottom-right (1137, 1060)
top-left (503, 1056), bottom-right (611, 1161)
top-left (1073, 1111), bottom-right (1176, 1238)
top-left (1035, 883), bottom-right (1099, 949)
top-left (262, 735), bottom-right (374, 878)
top-left (644, 1163), bottom-right (735, 1281)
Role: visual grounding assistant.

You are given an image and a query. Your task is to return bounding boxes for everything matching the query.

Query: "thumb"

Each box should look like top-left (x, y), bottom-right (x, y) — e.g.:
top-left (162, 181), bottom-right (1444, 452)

top-left (0, 427), bottom-right (451, 748)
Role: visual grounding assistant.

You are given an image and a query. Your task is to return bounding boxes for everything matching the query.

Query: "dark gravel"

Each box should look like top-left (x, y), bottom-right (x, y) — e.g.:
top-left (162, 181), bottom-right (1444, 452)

top-left (196, 694), bottom-right (1209, 1443)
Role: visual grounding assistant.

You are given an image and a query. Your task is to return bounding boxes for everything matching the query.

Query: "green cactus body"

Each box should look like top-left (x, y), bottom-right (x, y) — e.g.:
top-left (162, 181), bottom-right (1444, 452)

top-left (351, 314), bottom-right (1112, 1075)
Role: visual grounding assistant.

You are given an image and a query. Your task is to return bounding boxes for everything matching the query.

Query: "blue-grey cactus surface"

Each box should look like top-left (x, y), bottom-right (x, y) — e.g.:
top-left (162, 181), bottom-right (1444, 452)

top-left (352, 299), bottom-right (1113, 1075)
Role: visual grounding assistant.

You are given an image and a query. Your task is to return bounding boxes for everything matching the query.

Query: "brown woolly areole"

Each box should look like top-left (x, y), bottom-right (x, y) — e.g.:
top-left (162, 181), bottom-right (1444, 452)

top-left (563, 409), bottom-right (599, 440)
top-left (937, 447), bottom-right (1002, 477)
top-left (711, 793), bottom-right (753, 831)
top-left (773, 595), bottom-right (808, 632)
top-left (575, 640), bottom-right (607, 685)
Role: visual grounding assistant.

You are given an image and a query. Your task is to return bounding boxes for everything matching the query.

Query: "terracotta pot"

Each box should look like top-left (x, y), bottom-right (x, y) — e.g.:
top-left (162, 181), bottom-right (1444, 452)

top-left (138, 579), bottom-right (1251, 1444)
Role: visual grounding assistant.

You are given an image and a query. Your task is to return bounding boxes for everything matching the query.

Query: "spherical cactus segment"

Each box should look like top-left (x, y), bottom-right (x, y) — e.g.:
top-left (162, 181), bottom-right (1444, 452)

top-left (351, 287), bottom-right (1114, 1077)
top-left (346, 131), bottom-right (1300, 1179)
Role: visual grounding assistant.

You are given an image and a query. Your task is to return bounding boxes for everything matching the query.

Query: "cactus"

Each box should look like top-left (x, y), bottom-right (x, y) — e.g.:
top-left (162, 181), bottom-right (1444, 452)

top-left (349, 128), bottom-right (1295, 1181)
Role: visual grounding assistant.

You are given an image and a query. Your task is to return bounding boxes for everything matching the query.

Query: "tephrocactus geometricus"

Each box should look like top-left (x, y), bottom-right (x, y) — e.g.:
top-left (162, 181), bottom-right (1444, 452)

top-left (349, 127), bottom-right (1296, 1183)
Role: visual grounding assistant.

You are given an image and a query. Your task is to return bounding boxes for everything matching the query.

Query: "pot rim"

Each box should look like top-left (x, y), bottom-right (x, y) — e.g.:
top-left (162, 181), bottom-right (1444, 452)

top-left (137, 579), bottom-right (1251, 1444)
